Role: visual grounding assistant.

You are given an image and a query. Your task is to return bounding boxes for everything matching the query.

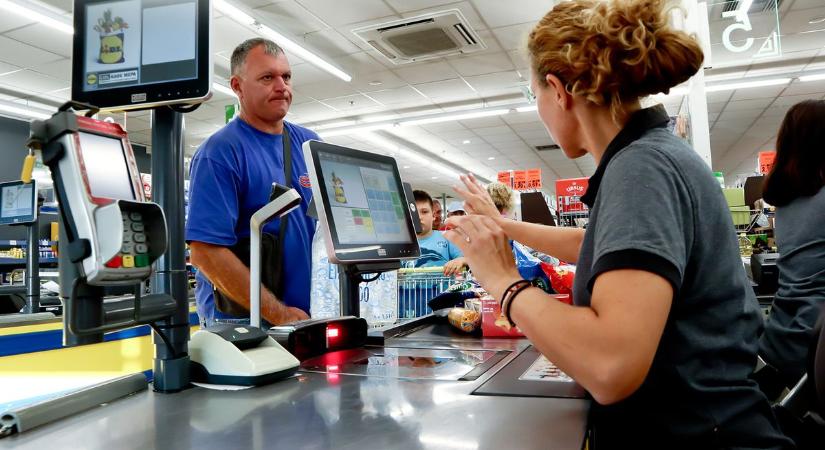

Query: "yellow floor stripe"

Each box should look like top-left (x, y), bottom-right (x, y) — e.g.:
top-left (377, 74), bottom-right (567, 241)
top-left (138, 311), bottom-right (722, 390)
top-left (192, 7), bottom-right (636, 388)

top-left (0, 321), bottom-right (62, 336)
top-left (0, 325), bottom-right (199, 376)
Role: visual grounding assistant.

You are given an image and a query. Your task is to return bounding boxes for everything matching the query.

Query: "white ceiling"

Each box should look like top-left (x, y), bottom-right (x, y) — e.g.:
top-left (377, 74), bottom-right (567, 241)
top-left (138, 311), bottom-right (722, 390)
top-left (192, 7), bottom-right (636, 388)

top-left (0, 0), bottom-right (824, 197)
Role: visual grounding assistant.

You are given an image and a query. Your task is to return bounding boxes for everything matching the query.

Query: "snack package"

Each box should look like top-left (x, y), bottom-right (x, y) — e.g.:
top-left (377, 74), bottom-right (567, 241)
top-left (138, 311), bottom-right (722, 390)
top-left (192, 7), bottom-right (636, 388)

top-left (512, 241), bottom-right (554, 293)
top-left (447, 307), bottom-right (482, 333)
top-left (481, 293), bottom-right (571, 337)
top-left (541, 263), bottom-right (576, 297)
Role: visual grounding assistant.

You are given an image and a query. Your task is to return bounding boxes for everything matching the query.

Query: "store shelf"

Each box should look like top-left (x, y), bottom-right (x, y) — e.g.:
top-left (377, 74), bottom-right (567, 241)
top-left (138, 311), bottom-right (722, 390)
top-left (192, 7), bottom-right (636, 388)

top-left (0, 258), bottom-right (58, 266)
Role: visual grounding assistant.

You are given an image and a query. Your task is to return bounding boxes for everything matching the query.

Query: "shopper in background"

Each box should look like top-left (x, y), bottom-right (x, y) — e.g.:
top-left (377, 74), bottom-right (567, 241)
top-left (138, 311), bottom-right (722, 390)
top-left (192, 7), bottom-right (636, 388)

top-left (486, 182), bottom-right (515, 218)
top-left (432, 199), bottom-right (444, 231)
top-left (446, 201), bottom-right (467, 218)
top-left (187, 38), bottom-right (315, 326)
top-left (756, 99), bottom-right (825, 399)
top-left (412, 190), bottom-right (466, 276)
top-left (444, 0), bottom-right (791, 448)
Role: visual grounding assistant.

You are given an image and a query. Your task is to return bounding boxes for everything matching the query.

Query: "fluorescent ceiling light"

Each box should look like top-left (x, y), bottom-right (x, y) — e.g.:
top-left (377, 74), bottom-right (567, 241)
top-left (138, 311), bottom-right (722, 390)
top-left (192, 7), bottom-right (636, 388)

top-left (211, 82), bottom-right (237, 97)
top-left (515, 105), bottom-right (537, 113)
top-left (0, 0), bottom-right (73, 34)
top-left (799, 73), bottom-right (825, 82)
top-left (319, 123), bottom-right (391, 138)
top-left (317, 103), bottom-right (529, 138)
top-left (0, 100), bottom-right (52, 120)
top-left (400, 109), bottom-right (509, 127)
top-left (214, 0), bottom-right (351, 82)
top-left (704, 78), bottom-right (791, 92)
top-left (356, 132), bottom-right (462, 180)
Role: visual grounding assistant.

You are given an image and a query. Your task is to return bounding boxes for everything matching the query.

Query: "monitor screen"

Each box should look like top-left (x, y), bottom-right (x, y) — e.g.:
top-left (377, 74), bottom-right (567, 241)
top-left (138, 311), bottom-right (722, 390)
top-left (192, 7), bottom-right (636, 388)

top-left (304, 141), bottom-right (419, 263)
top-left (0, 181), bottom-right (37, 225)
top-left (72, 0), bottom-right (211, 110)
top-left (77, 132), bottom-right (136, 201)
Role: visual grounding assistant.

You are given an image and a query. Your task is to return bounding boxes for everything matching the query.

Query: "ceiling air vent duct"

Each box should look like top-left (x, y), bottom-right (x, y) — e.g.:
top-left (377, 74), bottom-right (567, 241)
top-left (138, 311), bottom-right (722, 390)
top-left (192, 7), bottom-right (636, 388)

top-left (353, 9), bottom-right (486, 65)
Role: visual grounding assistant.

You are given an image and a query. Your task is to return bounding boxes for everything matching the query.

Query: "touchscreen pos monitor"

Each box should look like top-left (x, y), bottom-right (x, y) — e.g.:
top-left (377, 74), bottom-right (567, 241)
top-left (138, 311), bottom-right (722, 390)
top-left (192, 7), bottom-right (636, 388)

top-left (0, 180), bottom-right (37, 225)
top-left (303, 140), bottom-right (420, 264)
top-left (72, 0), bottom-right (212, 110)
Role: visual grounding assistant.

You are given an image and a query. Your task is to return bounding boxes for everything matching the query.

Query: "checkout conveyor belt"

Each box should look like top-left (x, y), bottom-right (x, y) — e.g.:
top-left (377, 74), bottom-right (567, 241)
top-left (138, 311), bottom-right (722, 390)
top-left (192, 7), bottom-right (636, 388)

top-left (3, 315), bottom-right (589, 449)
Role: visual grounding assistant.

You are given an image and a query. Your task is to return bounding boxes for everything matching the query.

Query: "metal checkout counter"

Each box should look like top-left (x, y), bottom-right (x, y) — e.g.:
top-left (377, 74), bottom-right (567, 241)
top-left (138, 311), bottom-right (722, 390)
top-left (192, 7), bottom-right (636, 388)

top-left (2, 130), bottom-right (588, 450)
top-left (0, 0), bottom-right (589, 446)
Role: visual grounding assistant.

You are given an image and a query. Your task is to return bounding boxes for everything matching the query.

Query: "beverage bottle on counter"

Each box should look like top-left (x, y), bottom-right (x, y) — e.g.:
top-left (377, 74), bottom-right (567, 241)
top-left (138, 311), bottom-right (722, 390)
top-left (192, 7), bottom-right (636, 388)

top-left (738, 233), bottom-right (753, 257)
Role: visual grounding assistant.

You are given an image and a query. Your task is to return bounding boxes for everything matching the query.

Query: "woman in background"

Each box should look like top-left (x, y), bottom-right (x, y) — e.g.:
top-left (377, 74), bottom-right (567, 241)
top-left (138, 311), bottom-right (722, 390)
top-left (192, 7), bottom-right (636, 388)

top-left (486, 182), bottom-right (515, 218)
top-left (757, 100), bottom-right (825, 399)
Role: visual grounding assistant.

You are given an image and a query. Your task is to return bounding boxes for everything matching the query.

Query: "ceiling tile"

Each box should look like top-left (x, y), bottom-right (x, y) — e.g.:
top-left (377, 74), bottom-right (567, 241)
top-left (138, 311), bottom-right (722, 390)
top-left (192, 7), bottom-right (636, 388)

top-left (330, 51), bottom-right (383, 75)
top-left (0, 35), bottom-right (63, 67)
top-left (413, 78), bottom-right (476, 99)
top-left (729, 85), bottom-right (786, 101)
top-left (782, 78), bottom-right (825, 96)
top-left (0, 69), bottom-right (67, 94)
top-left (321, 93), bottom-right (382, 110)
top-left (394, 61), bottom-right (460, 84)
top-left (364, 86), bottom-right (428, 105)
top-left (0, 61), bottom-right (22, 76)
top-left (4, 23), bottom-right (72, 58)
top-left (211, 17), bottom-right (261, 56)
top-left (474, 0), bottom-right (554, 28)
top-left (351, 70), bottom-right (408, 92)
top-left (0, 13), bottom-right (36, 34)
top-left (722, 98), bottom-right (772, 111)
top-left (464, 70), bottom-right (524, 92)
top-left (293, 78), bottom-right (359, 99)
top-left (254, 1), bottom-right (329, 36)
top-left (299, 0), bottom-right (396, 27)
top-left (490, 22), bottom-right (534, 51)
top-left (291, 62), bottom-right (334, 86)
top-left (30, 58), bottom-right (71, 82)
top-left (449, 51), bottom-right (515, 77)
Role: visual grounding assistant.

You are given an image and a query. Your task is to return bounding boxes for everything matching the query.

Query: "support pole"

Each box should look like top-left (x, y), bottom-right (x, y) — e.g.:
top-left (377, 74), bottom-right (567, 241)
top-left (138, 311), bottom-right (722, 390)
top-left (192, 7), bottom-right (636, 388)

top-left (150, 106), bottom-right (190, 393)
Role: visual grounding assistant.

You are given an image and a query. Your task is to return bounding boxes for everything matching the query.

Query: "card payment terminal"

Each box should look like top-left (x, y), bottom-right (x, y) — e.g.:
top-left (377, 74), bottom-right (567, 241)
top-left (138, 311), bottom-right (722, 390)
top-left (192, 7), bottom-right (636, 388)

top-left (28, 102), bottom-right (174, 337)
top-left (29, 104), bottom-right (167, 286)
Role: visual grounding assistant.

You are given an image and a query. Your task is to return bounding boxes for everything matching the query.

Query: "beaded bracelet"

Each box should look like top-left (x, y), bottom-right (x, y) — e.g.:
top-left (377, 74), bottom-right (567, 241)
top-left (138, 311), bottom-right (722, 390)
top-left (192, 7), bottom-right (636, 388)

top-left (496, 279), bottom-right (532, 330)
top-left (504, 283), bottom-right (535, 327)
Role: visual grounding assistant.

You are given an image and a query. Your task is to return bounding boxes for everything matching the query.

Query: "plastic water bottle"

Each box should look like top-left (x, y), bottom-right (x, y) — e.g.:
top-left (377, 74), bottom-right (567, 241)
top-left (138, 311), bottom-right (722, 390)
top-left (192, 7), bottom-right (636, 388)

top-left (714, 171), bottom-right (725, 188)
top-left (309, 224), bottom-right (340, 319)
top-left (738, 233), bottom-right (752, 257)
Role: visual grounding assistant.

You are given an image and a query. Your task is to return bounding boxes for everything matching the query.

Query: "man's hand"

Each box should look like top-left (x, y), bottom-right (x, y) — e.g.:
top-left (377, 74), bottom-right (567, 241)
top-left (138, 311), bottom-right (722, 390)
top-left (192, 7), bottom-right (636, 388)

top-left (286, 307), bottom-right (310, 322)
top-left (443, 257), bottom-right (467, 277)
top-left (262, 300), bottom-right (310, 325)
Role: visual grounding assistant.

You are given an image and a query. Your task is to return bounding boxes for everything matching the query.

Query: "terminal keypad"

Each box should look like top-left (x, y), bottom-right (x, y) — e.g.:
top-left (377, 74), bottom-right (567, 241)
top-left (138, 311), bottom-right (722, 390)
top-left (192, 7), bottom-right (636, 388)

top-left (105, 211), bottom-right (150, 269)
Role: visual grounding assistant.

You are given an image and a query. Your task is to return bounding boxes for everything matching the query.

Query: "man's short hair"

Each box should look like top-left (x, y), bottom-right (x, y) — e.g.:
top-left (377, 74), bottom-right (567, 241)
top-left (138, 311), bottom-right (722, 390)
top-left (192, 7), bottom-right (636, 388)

top-left (413, 190), bottom-right (433, 208)
top-left (230, 38), bottom-right (285, 76)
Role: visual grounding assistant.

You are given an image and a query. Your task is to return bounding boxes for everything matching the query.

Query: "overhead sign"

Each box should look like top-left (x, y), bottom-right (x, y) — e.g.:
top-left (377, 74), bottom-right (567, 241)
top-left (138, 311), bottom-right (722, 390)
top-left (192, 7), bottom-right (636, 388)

top-left (555, 177), bottom-right (588, 213)
top-left (498, 169), bottom-right (542, 191)
top-left (758, 151), bottom-right (775, 175)
top-left (526, 168), bottom-right (542, 190)
top-left (709, 0), bottom-right (781, 65)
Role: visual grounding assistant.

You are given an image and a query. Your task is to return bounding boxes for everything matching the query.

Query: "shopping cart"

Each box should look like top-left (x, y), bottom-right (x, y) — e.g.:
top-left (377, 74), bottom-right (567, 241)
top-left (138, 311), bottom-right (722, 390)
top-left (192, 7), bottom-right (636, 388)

top-left (397, 267), bottom-right (460, 319)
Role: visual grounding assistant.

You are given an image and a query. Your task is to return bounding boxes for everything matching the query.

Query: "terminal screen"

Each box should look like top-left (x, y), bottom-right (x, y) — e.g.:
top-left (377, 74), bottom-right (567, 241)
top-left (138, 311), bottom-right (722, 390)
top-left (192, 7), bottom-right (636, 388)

top-left (82, 0), bottom-right (198, 92)
top-left (318, 152), bottom-right (414, 246)
top-left (0, 183), bottom-right (35, 224)
top-left (78, 132), bottom-right (136, 201)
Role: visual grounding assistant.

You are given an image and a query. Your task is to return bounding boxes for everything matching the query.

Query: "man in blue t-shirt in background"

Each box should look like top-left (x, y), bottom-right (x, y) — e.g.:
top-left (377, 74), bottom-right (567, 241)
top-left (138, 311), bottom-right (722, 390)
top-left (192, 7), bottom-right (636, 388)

top-left (186, 38), bottom-right (318, 326)
top-left (412, 190), bottom-right (466, 276)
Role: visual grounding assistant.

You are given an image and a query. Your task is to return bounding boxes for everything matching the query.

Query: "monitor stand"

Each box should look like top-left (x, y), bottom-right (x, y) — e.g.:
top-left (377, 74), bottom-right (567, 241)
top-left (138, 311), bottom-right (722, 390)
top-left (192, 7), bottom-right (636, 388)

top-left (338, 261), bottom-right (401, 317)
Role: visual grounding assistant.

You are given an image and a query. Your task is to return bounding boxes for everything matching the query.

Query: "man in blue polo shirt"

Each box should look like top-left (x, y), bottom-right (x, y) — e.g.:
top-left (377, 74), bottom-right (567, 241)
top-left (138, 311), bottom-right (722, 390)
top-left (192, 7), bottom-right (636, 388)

top-left (186, 38), bottom-right (318, 326)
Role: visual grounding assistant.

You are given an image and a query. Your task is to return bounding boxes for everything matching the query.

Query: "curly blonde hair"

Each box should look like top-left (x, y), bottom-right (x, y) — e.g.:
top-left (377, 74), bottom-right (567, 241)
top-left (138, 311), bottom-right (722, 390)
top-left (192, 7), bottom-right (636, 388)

top-left (527, 0), bottom-right (703, 120)
top-left (487, 182), bottom-right (515, 214)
